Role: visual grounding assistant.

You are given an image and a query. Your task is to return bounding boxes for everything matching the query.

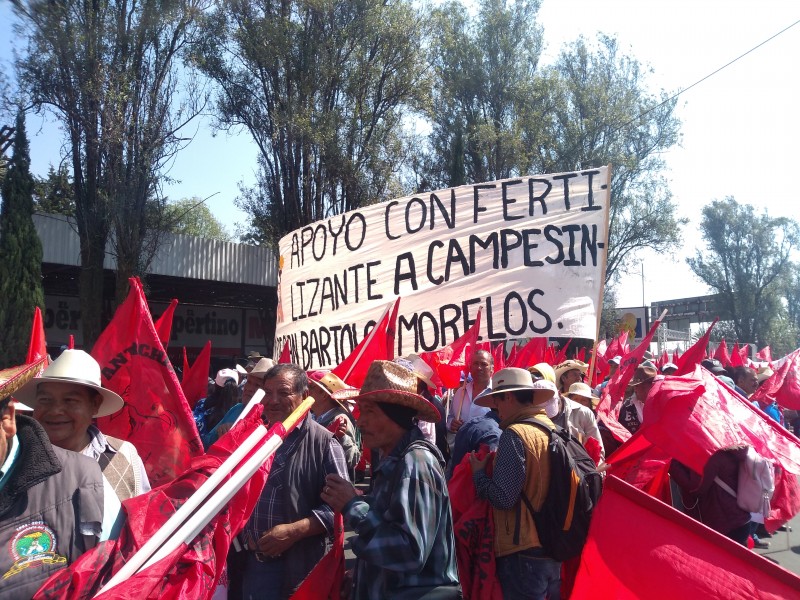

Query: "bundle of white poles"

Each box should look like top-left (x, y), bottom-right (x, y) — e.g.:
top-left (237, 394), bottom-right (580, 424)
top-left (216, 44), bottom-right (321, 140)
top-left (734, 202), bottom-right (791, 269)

top-left (95, 391), bottom-right (313, 597)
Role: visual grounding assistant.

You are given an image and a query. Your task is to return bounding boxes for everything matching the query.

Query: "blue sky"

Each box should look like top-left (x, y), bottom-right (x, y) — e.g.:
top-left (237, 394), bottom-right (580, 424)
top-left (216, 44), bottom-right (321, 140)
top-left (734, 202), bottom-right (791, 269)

top-left (2, 0), bottom-right (799, 309)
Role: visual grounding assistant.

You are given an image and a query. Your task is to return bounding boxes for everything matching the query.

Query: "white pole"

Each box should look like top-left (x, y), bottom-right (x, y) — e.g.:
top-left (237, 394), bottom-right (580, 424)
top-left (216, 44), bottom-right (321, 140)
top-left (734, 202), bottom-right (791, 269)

top-left (234, 390), bottom-right (264, 425)
top-left (95, 423), bottom-right (270, 595)
top-left (139, 433), bottom-right (284, 570)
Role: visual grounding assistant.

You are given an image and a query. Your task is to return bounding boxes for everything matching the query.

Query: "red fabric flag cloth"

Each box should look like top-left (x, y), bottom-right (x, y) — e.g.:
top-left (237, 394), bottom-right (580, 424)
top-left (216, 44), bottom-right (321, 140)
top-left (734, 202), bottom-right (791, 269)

top-left (604, 331), bottom-right (628, 360)
top-left (419, 308), bottom-right (482, 390)
top-left (154, 299), bottom-right (178, 349)
top-left (506, 342), bottom-right (518, 368)
top-left (576, 347), bottom-right (586, 363)
top-left (511, 337), bottom-right (546, 369)
top-left (714, 339), bottom-right (731, 367)
top-left (730, 342), bottom-right (743, 368)
top-left (657, 350), bottom-right (668, 369)
top-left (672, 348), bottom-right (680, 364)
top-left (606, 430), bottom-right (673, 504)
top-left (492, 342), bottom-right (506, 372)
top-left (553, 339), bottom-right (572, 365)
top-left (34, 410), bottom-right (275, 600)
top-left (448, 446), bottom-right (503, 600)
top-left (571, 476), bottom-right (800, 600)
top-left (291, 514), bottom-right (344, 600)
top-left (181, 342), bottom-right (212, 410)
top-left (644, 367), bottom-right (800, 531)
top-left (674, 318), bottom-right (717, 376)
top-left (756, 346), bottom-right (772, 363)
top-left (590, 345), bottom-right (609, 389)
top-left (751, 347), bottom-right (800, 410)
top-left (94, 277), bottom-right (202, 487)
top-left (332, 299), bottom-right (400, 388)
top-left (738, 344), bottom-right (750, 365)
top-left (26, 306), bottom-right (49, 367)
top-left (278, 340), bottom-right (292, 363)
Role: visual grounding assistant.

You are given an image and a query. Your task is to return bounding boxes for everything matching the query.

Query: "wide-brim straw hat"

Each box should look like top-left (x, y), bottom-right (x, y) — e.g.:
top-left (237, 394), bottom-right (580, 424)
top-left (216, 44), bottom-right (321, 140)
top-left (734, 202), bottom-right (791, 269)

top-left (309, 370), bottom-right (360, 414)
top-left (567, 381), bottom-right (600, 409)
top-left (476, 368), bottom-right (556, 406)
top-left (554, 360), bottom-right (588, 385)
top-left (15, 350), bottom-right (124, 418)
top-left (0, 358), bottom-right (48, 410)
top-left (353, 361), bottom-right (440, 423)
top-left (249, 357), bottom-right (276, 378)
top-left (402, 354), bottom-right (437, 390)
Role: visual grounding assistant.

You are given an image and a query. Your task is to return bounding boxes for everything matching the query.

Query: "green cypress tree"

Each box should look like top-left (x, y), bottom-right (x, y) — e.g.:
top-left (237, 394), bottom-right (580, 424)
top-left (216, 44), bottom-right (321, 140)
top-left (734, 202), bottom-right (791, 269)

top-left (0, 109), bottom-right (44, 367)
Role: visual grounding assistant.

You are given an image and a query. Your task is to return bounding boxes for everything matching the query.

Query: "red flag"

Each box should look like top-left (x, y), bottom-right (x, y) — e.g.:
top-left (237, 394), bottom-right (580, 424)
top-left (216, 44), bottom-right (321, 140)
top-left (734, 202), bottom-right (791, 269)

top-left (675, 318), bottom-right (717, 376)
top-left (333, 299), bottom-right (401, 387)
top-left (572, 476), bottom-right (800, 599)
top-left (739, 344), bottom-right (749, 364)
top-left (605, 331), bottom-right (629, 360)
top-left (278, 340), bottom-right (291, 364)
top-left (419, 308), bottom-right (482, 390)
top-left (591, 341), bottom-right (610, 388)
top-left (672, 348), bottom-right (680, 364)
top-left (448, 446), bottom-right (503, 600)
top-left (730, 342), bottom-right (743, 368)
top-left (506, 342), bottom-right (518, 368)
top-left (94, 278), bottom-right (202, 487)
top-left (576, 347), bottom-right (586, 363)
top-left (644, 368), bottom-right (800, 531)
top-left (154, 299), bottom-right (178, 349)
top-left (492, 343), bottom-right (506, 372)
top-left (756, 346), bottom-right (772, 363)
top-left (511, 337), bottom-right (546, 369)
top-left (714, 340), bottom-right (731, 367)
top-left (181, 342), bottom-right (212, 409)
top-left (544, 343), bottom-right (556, 365)
top-left (751, 347), bottom-right (800, 410)
top-left (656, 350), bottom-right (668, 369)
top-left (26, 307), bottom-right (49, 372)
top-left (35, 409), bottom-right (275, 600)
top-left (291, 514), bottom-right (344, 600)
top-left (553, 339), bottom-right (572, 365)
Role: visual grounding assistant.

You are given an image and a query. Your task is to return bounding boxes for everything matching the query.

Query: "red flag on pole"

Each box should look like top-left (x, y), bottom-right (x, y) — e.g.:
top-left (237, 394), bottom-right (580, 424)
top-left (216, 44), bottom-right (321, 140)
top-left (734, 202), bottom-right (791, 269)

top-left (278, 340), bottom-right (291, 364)
top-left (154, 299), bottom-right (178, 349)
top-left (506, 342), bottom-right (518, 368)
top-left (290, 514), bottom-right (345, 600)
top-left (419, 308), bottom-right (482, 390)
top-left (553, 339), bottom-right (572, 365)
top-left (571, 476), bottom-right (800, 599)
top-left (181, 342), bottom-right (212, 409)
top-left (674, 318), bottom-right (718, 376)
top-left (492, 343), bottom-right (506, 372)
top-left (729, 342), bottom-right (743, 368)
top-left (332, 298), bottom-right (401, 387)
top-left (751, 348), bottom-right (800, 411)
top-left (34, 409), bottom-right (274, 600)
top-left (756, 346), bottom-right (772, 363)
top-left (511, 337), bottom-right (546, 369)
top-left (714, 340), bottom-right (731, 367)
top-left (604, 332), bottom-right (629, 360)
top-left (26, 306), bottom-right (49, 372)
top-left (94, 278), bottom-right (202, 487)
top-left (644, 368), bottom-right (800, 531)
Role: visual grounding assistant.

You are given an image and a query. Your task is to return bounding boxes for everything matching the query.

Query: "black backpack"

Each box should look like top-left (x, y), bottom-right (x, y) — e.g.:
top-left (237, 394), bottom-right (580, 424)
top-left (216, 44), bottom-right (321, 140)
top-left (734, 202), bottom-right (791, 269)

top-left (518, 417), bottom-right (603, 562)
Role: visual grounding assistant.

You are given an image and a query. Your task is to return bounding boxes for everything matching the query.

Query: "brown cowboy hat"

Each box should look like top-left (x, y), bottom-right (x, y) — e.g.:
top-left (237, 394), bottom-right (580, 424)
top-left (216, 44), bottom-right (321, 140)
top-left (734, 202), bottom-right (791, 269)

top-left (308, 369), bottom-right (360, 414)
top-left (628, 362), bottom-right (658, 388)
top-left (353, 361), bottom-right (440, 423)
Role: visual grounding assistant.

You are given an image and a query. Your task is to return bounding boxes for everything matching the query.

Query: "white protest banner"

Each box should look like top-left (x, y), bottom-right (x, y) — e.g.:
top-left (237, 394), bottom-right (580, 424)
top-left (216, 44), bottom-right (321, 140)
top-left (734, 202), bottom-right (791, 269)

top-left (275, 167), bottom-right (611, 370)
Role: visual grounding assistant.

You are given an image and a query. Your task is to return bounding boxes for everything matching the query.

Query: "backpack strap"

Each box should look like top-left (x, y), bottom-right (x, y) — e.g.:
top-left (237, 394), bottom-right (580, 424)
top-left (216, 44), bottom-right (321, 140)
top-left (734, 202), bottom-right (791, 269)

top-left (714, 476), bottom-right (737, 498)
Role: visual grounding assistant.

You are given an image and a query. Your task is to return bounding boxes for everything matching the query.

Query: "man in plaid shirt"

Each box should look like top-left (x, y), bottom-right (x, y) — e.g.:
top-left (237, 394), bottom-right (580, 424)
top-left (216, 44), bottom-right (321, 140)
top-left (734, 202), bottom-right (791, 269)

top-left (238, 364), bottom-right (349, 600)
top-left (324, 360), bottom-right (461, 599)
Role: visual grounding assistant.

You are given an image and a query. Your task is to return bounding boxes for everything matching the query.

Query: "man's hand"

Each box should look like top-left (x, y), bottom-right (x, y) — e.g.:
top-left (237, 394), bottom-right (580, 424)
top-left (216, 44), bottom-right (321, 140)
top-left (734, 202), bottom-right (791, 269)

top-left (469, 451), bottom-right (492, 474)
top-left (258, 523), bottom-right (299, 557)
top-left (449, 418), bottom-right (464, 433)
top-left (322, 474), bottom-right (358, 512)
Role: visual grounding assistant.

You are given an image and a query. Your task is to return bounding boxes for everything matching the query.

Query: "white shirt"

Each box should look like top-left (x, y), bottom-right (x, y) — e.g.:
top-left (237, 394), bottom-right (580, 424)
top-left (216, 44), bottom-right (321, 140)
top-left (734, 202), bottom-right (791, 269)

top-left (447, 381), bottom-right (490, 427)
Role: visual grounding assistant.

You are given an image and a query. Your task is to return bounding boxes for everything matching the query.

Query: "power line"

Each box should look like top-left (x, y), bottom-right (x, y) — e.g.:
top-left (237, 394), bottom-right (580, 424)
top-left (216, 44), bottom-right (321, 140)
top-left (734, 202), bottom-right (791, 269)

top-left (616, 17), bottom-right (800, 134)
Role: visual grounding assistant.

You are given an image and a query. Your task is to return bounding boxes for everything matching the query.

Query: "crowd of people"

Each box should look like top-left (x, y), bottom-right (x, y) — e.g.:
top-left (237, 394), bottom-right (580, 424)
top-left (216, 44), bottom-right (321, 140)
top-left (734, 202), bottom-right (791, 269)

top-left (0, 341), bottom-right (796, 599)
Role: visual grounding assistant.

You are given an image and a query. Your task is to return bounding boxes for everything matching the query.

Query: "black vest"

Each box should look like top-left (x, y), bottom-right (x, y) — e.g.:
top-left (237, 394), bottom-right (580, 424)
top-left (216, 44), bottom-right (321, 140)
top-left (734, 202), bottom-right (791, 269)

top-left (0, 416), bottom-right (105, 599)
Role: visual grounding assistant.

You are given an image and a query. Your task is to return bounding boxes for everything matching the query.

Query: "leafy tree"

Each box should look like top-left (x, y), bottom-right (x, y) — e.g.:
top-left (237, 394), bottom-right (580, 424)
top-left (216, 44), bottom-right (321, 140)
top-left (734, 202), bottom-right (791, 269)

top-left (33, 164), bottom-right (76, 216)
top-left (0, 109), bottom-right (44, 366)
top-left (536, 36), bottom-right (686, 283)
top-left (196, 0), bottom-right (430, 247)
top-left (426, 0), bottom-right (544, 187)
top-left (163, 197), bottom-right (231, 241)
top-left (687, 197), bottom-right (800, 348)
top-left (13, 0), bottom-right (208, 345)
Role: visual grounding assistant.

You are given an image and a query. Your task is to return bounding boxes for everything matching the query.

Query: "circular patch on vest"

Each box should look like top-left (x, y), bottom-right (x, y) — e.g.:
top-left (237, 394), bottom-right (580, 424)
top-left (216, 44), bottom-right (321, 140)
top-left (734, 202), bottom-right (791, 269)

top-left (2, 521), bottom-right (67, 580)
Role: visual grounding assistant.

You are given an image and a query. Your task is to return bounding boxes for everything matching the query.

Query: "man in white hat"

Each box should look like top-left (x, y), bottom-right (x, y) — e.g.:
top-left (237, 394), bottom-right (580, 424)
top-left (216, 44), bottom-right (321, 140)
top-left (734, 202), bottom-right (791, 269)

top-left (322, 361), bottom-right (460, 600)
top-left (308, 370), bottom-right (362, 472)
top-left (16, 349), bottom-right (150, 501)
top-left (469, 367), bottom-right (562, 599)
top-left (0, 361), bottom-right (107, 598)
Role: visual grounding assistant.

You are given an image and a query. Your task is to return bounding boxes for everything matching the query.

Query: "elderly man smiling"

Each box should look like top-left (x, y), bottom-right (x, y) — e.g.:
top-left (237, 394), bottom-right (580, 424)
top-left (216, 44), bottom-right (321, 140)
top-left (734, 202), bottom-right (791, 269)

top-left (16, 349), bottom-right (150, 501)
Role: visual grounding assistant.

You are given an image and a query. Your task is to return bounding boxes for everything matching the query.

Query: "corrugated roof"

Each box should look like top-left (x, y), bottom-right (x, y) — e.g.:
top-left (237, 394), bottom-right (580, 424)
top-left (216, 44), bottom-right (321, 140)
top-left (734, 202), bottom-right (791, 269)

top-left (33, 212), bottom-right (277, 287)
